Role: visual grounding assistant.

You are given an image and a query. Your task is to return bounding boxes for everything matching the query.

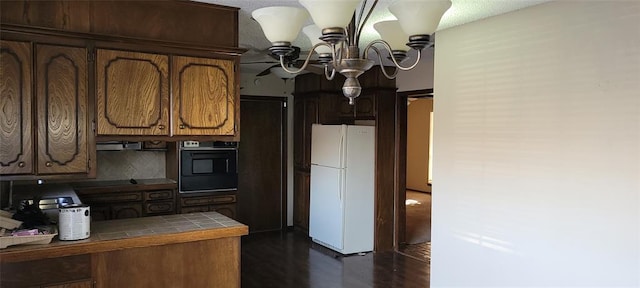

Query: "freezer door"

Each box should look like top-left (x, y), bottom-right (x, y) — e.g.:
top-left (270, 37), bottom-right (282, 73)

top-left (309, 164), bottom-right (344, 251)
top-left (311, 124), bottom-right (346, 168)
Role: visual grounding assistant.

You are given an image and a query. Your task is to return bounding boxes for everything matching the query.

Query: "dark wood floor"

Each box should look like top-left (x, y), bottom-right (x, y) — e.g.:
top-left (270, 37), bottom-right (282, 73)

top-left (241, 231), bottom-right (430, 288)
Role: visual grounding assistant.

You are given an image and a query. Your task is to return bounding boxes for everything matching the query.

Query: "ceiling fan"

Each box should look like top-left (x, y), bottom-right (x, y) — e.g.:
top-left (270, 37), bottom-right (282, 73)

top-left (241, 46), bottom-right (324, 78)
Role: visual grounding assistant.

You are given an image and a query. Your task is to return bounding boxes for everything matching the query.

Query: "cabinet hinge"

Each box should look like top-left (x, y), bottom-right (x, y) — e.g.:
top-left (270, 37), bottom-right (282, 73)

top-left (234, 124), bottom-right (238, 132)
top-left (88, 50), bottom-right (96, 62)
top-left (283, 102), bottom-right (287, 108)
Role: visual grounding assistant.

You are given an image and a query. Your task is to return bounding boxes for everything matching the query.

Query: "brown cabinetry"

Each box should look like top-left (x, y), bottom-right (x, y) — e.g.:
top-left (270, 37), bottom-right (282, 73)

top-left (292, 94), bottom-right (318, 232)
top-left (293, 170), bottom-right (311, 231)
top-left (0, 40), bottom-right (33, 175)
top-left (336, 93), bottom-right (376, 119)
top-left (172, 56), bottom-right (236, 136)
top-left (0, 41), bottom-right (94, 178)
top-left (96, 49), bottom-right (169, 136)
top-left (95, 50), bottom-right (236, 138)
top-left (77, 187), bottom-right (176, 220)
top-left (179, 193), bottom-right (237, 219)
top-left (0, 254), bottom-right (92, 288)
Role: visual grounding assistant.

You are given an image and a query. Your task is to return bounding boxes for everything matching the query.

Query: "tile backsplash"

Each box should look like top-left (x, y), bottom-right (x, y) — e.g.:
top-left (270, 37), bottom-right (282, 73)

top-left (97, 150), bottom-right (165, 180)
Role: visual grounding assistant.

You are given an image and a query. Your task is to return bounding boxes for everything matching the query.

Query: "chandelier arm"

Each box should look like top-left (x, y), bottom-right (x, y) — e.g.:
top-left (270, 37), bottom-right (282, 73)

top-left (331, 42), bottom-right (344, 68)
top-left (355, 0), bottom-right (379, 46)
top-left (364, 40), bottom-right (423, 71)
top-left (324, 65), bottom-right (336, 80)
top-left (369, 46), bottom-right (399, 79)
top-left (279, 43), bottom-right (334, 74)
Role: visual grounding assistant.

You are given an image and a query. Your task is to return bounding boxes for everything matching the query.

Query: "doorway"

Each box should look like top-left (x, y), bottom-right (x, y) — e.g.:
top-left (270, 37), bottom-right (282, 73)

top-left (237, 96), bottom-right (288, 233)
top-left (397, 90), bottom-right (433, 261)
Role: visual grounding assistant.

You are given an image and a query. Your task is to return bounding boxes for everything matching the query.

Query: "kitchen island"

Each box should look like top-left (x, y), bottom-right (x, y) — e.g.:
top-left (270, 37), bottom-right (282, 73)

top-left (0, 212), bottom-right (248, 287)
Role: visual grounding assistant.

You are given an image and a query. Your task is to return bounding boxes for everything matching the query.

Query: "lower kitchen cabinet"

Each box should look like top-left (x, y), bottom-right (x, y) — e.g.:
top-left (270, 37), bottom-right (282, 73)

top-left (0, 254), bottom-right (92, 288)
top-left (179, 193), bottom-right (237, 219)
top-left (75, 183), bottom-right (177, 221)
top-left (293, 170), bottom-right (310, 232)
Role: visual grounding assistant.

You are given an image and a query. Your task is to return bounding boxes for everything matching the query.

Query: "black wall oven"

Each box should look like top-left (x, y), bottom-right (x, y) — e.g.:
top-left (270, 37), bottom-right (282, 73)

top-left (179, 142), bottom-right (238, 193)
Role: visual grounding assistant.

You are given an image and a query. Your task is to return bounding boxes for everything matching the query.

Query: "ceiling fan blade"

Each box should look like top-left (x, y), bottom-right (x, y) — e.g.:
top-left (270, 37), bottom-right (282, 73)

top-left (304, 65), bottom-right (325, 75)
top-left (256, 64), bottom-right (280, 77)
top-left (241, 61), bottom-right (279, 65)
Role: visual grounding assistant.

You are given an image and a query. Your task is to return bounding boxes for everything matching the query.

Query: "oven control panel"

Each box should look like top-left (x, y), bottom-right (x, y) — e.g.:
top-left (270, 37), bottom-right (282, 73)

top-left (183, 141), bottom-right (200, 148)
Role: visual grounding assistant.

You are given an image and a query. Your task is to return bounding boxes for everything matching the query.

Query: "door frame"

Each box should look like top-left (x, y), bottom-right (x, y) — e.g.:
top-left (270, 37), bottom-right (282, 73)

top-left (394, 89), bottom-right (433, 248)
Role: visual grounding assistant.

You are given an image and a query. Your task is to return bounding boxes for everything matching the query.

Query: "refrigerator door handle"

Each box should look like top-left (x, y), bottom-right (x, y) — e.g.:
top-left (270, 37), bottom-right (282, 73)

top-left (338, 170), bottom-right (343, 203)
top-left (338, 129), bottom-right (345, 168)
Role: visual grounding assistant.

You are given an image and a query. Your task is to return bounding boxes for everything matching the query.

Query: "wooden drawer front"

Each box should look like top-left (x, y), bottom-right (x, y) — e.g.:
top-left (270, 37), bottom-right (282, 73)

top-left (145, 201), bottom-right (175, 214)
top-left (144, 190), bottom-right (173, 201)
top-left (181, 206), bottom-right (211, 214)
top-left (181, 194), bottom-right (236, 207)
top-left (211, 195), bottom-right (236, 204)
top-left (82, 192), bottom-right (142, 203)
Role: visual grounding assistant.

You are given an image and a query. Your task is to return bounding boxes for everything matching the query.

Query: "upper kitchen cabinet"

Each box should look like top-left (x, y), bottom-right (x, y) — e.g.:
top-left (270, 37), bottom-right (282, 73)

top-left (0, 40), bottom-right (94, 178)
top-left (95, 51), bottom-right (237, 138)
top-left (172, 56), bottom-right (236, 136)
top-left (0, 41), bottom-right (33, 175)
top-left (2, 0), bottom-right (243, 141)
top-left (36, 44), bottom-right (90, 175)
top-left (96, 49), bottom-right (170, 136)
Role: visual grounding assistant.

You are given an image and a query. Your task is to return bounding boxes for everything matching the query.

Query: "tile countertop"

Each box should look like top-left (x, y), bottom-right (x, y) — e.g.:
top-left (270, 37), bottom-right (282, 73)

top-left (0, 212), bottom-right (248, 263)
top-left (92, 212), bottom-right (242, 241)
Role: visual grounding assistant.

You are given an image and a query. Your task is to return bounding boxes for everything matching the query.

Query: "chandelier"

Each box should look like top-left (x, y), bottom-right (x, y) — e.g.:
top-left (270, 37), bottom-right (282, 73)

top-left (252, 0), bottom-right (451, 104)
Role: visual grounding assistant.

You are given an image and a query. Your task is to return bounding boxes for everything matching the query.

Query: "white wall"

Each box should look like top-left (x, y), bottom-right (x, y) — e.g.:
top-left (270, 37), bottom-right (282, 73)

top-left (432, 1), bottom-right (640, 287)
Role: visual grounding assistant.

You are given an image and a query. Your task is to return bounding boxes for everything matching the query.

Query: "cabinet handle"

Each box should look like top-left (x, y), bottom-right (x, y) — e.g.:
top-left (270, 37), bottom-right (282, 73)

top-left (180, 124), bottom-right (186, 129)
top-left (45, 162), bottom-right (52, 167)
top-left (158, 124), bottom-right (165, 130)
top-left (18, 162), bottom-right (25, 168)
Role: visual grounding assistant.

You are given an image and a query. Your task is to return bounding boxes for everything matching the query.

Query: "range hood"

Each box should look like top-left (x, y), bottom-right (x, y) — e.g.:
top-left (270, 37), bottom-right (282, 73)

top-left (96, 141), bottom-right (142, 151)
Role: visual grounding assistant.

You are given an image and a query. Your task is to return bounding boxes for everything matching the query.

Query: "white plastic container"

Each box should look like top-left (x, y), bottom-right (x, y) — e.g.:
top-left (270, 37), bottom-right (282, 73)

top-left (58, 204), bottom-right (90, 241)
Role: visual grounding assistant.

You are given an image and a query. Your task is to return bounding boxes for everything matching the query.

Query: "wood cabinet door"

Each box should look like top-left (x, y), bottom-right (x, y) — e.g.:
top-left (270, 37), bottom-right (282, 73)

top-left (303, 97), bottom-right (318, 169)
top-left (211, 203), bottom-right (236, 219)
top-left (96, 49), bottom-right (169, 135)
top-left (336, 93), bottom-right (375, 120)
top-left (293, 97), bottom-right (305, 168)
top-left (111, 203), bottom-right (143, 219)
top-left (35, 44), bottom-right (89, 174)
top-left (0, 40), bottom-right (33, 175)
top-left (293, 170), bottom-right (310, 232)
top-left (89, 205), bottom-right (111, 221)
top-left (172, 56), bottom-right (236, 136)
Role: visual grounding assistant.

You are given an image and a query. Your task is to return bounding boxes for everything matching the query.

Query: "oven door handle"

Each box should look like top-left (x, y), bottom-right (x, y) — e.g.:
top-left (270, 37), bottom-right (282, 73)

top-left (189, 152), bottom-right (230, 159)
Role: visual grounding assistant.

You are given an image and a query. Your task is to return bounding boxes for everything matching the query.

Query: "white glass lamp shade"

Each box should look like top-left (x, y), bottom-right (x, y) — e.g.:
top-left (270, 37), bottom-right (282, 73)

top-left (373, 21), bottom-right (409, 51)
top-left (302, 25), bottom-right (332, 54)
top-left (389, 0), bottom-right (452, 36)
top-left (299, 0), bottom-right (360, 30)
top-left (252, 6), bottom-right (309, 43)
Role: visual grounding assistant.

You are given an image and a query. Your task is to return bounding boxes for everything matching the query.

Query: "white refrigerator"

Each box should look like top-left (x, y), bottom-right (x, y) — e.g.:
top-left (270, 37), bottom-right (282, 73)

top-left (309, 124), bottom-right (375, 254)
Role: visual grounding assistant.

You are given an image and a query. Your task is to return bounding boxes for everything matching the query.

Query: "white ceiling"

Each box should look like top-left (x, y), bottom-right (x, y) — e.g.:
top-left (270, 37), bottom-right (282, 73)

top-left (194, 0), bottom-right (552, 72)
